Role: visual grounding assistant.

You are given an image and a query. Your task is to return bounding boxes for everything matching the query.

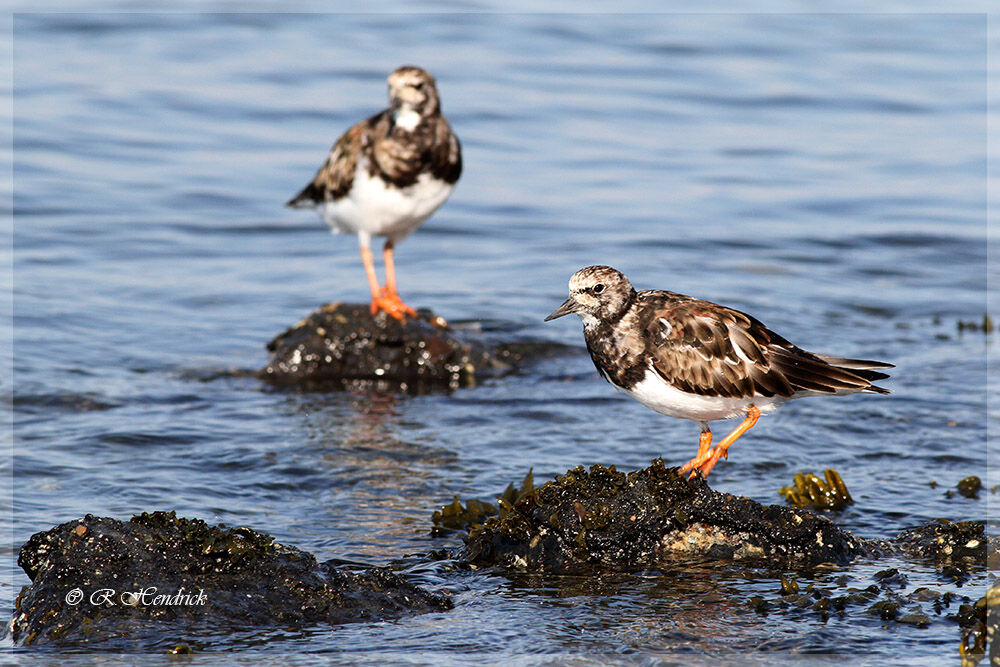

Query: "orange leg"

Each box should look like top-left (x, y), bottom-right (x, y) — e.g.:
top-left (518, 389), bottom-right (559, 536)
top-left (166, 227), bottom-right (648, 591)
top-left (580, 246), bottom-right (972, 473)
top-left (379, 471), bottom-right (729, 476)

top-left (678, 426), bottom-right (713, 475)
top-left (381, 240), bottom-right (417, 318)
top-left (359, 242), bottom-right (382, 309)
top-left (694, 406), bottom-right (761, 479)
top-left (359, 238), bottom-right (409, 320)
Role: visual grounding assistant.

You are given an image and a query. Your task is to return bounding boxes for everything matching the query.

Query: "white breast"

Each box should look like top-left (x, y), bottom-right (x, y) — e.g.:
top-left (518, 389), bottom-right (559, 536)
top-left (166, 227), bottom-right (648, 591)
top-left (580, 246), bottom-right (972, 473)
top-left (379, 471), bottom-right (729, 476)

top-left (393, 108), bottom-right (421, 131)
top-left (621, 367), bottom-right (786, 423)
top-left (319, 161), bottom-right (454, 243)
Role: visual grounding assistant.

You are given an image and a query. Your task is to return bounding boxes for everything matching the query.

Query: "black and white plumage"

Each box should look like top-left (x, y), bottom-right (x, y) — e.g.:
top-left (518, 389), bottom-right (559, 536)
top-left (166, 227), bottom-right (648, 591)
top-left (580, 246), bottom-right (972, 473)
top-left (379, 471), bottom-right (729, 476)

top-left (545, 265), bottom-right (892, 478)
top-left (287, 66), bottom-right (462, 320)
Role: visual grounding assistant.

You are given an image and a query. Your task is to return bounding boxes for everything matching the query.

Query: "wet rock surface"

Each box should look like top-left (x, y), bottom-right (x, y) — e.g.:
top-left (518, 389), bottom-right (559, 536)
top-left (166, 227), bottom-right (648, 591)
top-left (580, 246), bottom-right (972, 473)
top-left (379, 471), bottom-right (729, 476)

top-left (442, 464), bottom-right (994, 663)
top-left (8, 511), bottom-right (451, 649)
top-left (258, 302), bottom-right (562, 391)
top-left (894, 518), bottom-right (989, 569)
top-left (462, 459), bottom-right (869, 572)
top-left (956, 475), bottom-right (983, 499)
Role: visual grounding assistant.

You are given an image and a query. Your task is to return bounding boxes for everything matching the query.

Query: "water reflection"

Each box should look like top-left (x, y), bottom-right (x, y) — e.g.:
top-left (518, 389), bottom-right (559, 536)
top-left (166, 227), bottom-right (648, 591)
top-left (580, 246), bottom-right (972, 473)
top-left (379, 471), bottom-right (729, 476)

top-left (282, 390), bottom-right (459, 562)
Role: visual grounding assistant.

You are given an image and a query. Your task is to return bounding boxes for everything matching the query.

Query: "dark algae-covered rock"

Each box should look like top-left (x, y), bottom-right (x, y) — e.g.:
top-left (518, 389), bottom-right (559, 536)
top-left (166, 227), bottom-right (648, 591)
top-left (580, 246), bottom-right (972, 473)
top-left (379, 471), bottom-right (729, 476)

top-left (956, 475), bottom-right (983, 499)
top-left (894, 518), bottom-right (988, 569)
top-left (8, 512), bottom-right (450, 649)
top-left (438, 466), bottom-right (992, 664)
top-left (463, 459), bottom-right (867, 572)
top-left (258, 302), bottom-right (561, 391)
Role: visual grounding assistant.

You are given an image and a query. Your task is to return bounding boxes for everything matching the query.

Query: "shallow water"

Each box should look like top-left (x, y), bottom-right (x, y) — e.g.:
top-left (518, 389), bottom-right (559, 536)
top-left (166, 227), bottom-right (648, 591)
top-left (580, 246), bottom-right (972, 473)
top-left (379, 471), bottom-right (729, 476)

top-left (8, 9), bottom-right (995, 662)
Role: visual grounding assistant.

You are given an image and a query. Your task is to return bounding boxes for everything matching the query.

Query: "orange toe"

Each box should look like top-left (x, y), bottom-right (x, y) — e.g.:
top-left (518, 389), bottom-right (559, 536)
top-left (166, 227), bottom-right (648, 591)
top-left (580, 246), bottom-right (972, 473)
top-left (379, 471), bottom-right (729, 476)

top-left (678, 452), bottom-right (711, 477)
top-left (370, 290), bottom-right (416, 320)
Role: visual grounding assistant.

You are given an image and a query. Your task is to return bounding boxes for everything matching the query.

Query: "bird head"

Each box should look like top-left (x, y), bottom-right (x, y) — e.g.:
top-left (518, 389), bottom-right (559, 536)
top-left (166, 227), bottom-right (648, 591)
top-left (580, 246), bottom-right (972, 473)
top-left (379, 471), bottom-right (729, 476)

top-left (388, 66), bottom-right (440, 119)
top-left (545, 265), bottom-right (636, 328)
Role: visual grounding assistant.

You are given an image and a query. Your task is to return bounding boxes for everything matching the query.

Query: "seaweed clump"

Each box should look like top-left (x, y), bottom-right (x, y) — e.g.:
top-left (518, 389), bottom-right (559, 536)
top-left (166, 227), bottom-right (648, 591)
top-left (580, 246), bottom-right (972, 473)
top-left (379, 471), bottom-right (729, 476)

top-left (464, 459), bottom-right (868, 573)
top-left (432, 470), bottom-right (535, 537)
top-left (259, 302), bottom-right (506, 391)
top-left (8, 511), bottom-right (450, 649)
top-left (956, 314), bottom-right (994, 333)
top-left (958, 584), bottom-right (999, 667)
top-left (779, 469), bottom-right (854, 510)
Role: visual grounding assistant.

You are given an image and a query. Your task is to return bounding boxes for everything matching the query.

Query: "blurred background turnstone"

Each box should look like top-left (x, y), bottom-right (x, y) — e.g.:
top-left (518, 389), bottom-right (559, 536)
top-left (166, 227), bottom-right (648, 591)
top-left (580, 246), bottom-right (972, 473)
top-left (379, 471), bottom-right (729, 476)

top-left (287, 66), bottom-right (462, 320)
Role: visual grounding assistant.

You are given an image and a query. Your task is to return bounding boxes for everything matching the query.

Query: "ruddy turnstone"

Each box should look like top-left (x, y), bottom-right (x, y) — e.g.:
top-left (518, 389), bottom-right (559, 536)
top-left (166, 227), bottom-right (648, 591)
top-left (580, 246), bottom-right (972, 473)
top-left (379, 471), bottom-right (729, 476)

top-left (287, 66), bottom-right (462, 320)
top-left (545, 266), bottom-right (892, 479)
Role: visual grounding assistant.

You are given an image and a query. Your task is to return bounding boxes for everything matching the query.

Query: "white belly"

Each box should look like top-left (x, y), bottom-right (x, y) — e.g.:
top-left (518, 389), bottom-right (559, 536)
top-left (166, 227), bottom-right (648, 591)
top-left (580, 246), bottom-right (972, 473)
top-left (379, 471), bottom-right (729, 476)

top-left (319, 162), bottom-right (454, 242)
top-left (622, 367), bottom-right (786, 423)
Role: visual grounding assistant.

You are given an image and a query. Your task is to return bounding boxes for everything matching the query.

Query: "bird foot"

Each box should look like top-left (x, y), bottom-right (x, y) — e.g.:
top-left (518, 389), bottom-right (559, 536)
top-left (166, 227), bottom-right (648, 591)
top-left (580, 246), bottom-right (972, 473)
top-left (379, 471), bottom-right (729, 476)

top-left (678, 447), bottom-right (727, 480)
top-left (369, 289), bottom-right (418, 321)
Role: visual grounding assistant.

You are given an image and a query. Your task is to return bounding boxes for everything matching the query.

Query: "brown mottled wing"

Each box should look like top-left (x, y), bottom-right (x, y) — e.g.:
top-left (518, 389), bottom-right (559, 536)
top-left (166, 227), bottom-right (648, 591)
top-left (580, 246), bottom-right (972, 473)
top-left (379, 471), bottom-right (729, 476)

top-left (285, 112), bottom-right (384, 207)
top-left (641, 291), bottom-right (889, 398)
top-left (370, 114), bottom-right (461, 188)
top-left (287, 110), bottom-right (461, 207)
top-left (430, 117), bottom-right (462, 184)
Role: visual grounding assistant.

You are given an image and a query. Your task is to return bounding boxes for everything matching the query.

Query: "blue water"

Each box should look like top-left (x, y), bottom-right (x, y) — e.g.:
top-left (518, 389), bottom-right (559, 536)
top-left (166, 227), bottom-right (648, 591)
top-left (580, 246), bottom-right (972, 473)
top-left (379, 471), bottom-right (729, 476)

top-left (8, 10), bottom-right (994, 662)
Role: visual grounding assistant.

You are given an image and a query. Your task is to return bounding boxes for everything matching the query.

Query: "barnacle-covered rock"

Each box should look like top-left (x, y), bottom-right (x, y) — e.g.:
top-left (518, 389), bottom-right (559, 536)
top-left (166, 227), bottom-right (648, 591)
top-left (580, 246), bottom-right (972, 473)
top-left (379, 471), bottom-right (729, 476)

top-left (779, 469), bottom-right (854, 510)
top-left (7, 512), bottom-right (450, 649)
top-left (894, 519), bottom-right (989, 570)
top-left (258, 302), bottom-right (561, 391)
top-left (463, 459), bottom-right (868, 572)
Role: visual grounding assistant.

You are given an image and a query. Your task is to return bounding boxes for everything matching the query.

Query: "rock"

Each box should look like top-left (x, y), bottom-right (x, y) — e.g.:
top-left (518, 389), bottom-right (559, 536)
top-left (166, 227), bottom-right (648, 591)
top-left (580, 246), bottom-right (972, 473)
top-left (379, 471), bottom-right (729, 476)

top-left (258, 302), bottom-right (561, 391)
top-left (894, 519), bottom-right (989, 570)
top-left (897, 611), bottom-right (931, 628)
top-left (7, 512), bottom-right (450, 648)
top-left (462, 459), bottom-right (869, 572)
top-left (956, 476), bottom-right (982, 499)
top-left (867, 599), bottom-right (900, 621)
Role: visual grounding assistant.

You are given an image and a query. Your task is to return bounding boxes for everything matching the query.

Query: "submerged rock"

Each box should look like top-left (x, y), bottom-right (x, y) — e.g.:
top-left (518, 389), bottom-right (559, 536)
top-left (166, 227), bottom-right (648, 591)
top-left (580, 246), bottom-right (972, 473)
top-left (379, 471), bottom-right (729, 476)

top-left (258, 302), bottom-right (557, 391)
top-left (8, 512), bottom-right (450, 649)
top-left (956, 476), bottom-right (983, 499)
top-left (463, 459), bottom-right (868, 572)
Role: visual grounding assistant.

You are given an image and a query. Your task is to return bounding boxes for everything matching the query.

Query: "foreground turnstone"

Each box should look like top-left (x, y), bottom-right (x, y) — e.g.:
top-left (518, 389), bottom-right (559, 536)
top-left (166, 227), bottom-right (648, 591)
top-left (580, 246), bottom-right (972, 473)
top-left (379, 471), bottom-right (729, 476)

top-left (545, 266), bottom-right (892, 478)
top-left (287, 66), bottom-right (462, 320)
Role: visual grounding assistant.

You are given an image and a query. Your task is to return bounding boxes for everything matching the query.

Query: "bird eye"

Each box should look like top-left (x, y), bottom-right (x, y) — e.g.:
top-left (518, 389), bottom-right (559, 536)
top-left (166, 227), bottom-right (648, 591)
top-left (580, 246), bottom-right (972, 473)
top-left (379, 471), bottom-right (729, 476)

top-left (592, 284), bottom-right (605, 294)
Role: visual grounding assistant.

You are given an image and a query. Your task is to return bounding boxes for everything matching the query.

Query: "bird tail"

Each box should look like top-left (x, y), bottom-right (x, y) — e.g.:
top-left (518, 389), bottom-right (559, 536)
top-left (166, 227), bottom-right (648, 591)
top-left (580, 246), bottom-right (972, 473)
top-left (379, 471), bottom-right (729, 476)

top-left (815, 354), bottom-right (893, 393)
top-left (286, 181), bottom-right (322, 208)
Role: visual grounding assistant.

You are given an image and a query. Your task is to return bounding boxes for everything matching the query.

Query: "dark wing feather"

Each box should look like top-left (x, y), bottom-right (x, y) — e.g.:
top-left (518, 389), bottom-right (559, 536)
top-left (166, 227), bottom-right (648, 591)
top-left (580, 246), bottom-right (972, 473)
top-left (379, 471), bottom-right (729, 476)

top-left (371, 114), bottom-right (461, 187)
top-left (431, 118), bottom-right (462, 184)
top-left (286, 112), bottom-right (384, 207)
top-left (641, 291), bottom-right (891, 398)
top-left (287, 108), bottom-right (461, 208)
top-left (642, 292), bottom-right (782, 399)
